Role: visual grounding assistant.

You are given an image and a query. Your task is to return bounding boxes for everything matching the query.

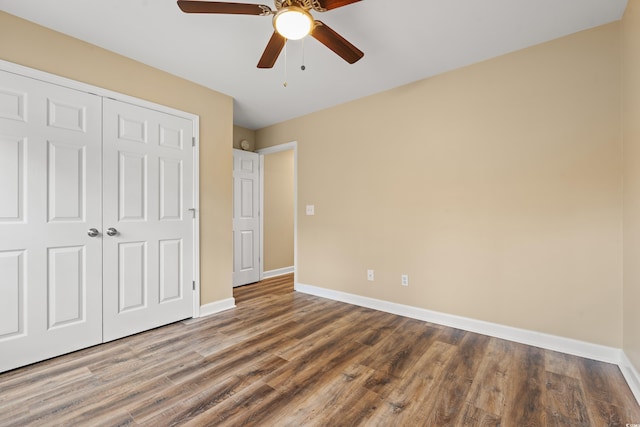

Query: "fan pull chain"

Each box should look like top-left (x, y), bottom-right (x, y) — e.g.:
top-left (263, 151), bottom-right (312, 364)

top-left (301, 37), bottom-right (306, 71)
top-left (283, 40), bottom-right (288, 88)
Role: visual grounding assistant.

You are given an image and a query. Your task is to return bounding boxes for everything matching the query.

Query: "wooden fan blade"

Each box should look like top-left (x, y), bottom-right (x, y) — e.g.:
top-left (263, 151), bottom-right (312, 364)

top-left (177, 1), bottom-right (272, 15)
top-left (258, 32), bottom-right (286, 68)
top-left (316, 0), bottom-right (361, 11)
top-left (311, 21), bottom-right (363, 64)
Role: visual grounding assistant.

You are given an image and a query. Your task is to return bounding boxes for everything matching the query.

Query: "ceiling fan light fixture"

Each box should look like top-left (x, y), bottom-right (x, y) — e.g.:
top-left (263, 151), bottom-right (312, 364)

top-left (273, 6), bottom-right (313, 40)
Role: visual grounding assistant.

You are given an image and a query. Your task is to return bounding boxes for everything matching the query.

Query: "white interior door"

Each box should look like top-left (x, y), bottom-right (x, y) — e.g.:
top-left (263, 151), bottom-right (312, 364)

top-left (0, 70), bottom-right (103, 372)
top-left (233, 149), bottom-right (260, 286)
top-left (102, 98), bottom-right (194, 342)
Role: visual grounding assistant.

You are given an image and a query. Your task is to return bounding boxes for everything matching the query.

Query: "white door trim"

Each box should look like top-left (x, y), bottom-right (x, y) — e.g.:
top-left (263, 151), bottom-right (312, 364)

top-left (0, 59), bottom-right (202, 317)
top-left (256, 141), bottom-right (298, 283)
top-left (192, 117), bottom-right (201, 316)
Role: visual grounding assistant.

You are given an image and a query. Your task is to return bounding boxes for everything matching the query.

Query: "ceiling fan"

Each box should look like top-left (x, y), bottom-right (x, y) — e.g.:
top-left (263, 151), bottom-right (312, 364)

top-left (177, 0), bottom-right (364, 68)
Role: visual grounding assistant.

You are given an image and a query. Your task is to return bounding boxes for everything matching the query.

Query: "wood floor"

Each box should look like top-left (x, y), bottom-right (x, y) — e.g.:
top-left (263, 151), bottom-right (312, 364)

top-left (1, 274), bottom-right (639, 426)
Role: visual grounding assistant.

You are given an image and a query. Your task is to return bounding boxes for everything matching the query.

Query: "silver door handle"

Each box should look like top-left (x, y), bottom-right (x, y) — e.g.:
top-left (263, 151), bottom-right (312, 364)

top-left (88, 228), bottom-right (100, 237)
top-left (106, 227), bottom-right (118, 236)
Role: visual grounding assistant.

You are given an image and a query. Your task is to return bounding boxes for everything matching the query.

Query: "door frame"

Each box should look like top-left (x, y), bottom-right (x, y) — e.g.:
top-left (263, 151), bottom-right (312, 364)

top-left (255, 141), bottom-right (298, 282)
top-left (0, 59), bottom-right (202, 317)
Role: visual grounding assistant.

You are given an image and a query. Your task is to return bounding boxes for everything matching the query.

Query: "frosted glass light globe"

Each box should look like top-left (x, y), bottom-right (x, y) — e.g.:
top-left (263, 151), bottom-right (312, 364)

top-left (274, 7), bottom-right (313, 40)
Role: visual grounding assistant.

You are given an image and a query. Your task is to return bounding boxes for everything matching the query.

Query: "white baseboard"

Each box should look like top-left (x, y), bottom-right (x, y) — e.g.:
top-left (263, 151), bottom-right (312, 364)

top-left (620, 352), bottom-right (640, 404)
top-left (294, 282), bottom-right (621, 365)
top-left (262, 266), bottom-right (294, 280)
top-left (199, 297), bottom-right (236, 318)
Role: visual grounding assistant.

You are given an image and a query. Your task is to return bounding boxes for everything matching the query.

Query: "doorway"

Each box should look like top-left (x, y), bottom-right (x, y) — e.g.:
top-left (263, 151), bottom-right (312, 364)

top-left (232, 142), bottom-right (297, 287)
top-left (258, 142), bottom-right (297, 281)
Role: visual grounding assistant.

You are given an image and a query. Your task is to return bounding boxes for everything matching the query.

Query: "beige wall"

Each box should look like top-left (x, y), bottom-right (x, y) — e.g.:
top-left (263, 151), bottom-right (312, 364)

top-left (233, 125), bottom-right (257, 151)
top-left (0, 12), bottom-right (234, 305)
top-left (257, 23), bottom-right (623, 347)
top-left (263, 150), bottom-right (295, 272)
top-left (623, 0), bottom-right (640, 370)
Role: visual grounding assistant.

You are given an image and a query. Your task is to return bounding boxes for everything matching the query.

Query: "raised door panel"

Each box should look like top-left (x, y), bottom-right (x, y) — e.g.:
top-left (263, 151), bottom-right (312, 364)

top-left (0, 136), bottom-right (25, 222)
top-left (47, 141), bottom-right (85, 222)
top-left (118, 241), bottom-right (147, 312)
top-left (119, 152), bottom-right (147, 221)
top-left (159, 157), bottom-right (182, 221)
top-left (159, 239), bottom-right (182, 302)
top-left (118, 115), bottom-right (147, 143)
top-left (240, 178), bottom-right (255, 219)
top-left (240, 230), bottom-right (256, 270)
top-left (47, 246), bottom-right (86, 328)
top-left (47, 98), bottom-right (87, 132)
top-left (0, 87), bottom-right (26, 122)
top-left (0, 250), bottom-right (25, 339)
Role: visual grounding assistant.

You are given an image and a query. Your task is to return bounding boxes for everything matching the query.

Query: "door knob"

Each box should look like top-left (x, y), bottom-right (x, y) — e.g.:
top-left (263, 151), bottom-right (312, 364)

top-left (87, 228), bottom-right (99, 237)
top-left (106, 227), bottom-right (118, 236)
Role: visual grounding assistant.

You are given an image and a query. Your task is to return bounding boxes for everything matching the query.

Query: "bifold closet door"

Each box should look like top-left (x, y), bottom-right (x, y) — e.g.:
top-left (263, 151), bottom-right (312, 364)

top-left (0, 70), bottom-right (103, 372)
top-left (102, 99), bottom-right (194, 342)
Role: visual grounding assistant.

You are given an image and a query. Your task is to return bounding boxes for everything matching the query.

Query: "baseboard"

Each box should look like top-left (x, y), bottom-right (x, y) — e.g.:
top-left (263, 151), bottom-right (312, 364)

top-left (199, 297), bottom-right (236, 318)
top-left (294, 282), bottom-right (621, 365)
top-left (262, 266), bottom-right (295, 279)
top-left (620, 352), bottom-right (640, 404)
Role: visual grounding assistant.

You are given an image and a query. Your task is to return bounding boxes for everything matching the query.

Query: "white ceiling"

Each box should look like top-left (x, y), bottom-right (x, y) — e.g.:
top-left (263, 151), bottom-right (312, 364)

top-left (0, 0), bottom-right (628, 129)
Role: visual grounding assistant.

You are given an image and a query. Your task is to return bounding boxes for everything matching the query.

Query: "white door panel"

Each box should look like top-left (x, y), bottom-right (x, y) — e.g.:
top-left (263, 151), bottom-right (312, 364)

top-left (233, 149), bottom-right (260, 286)
top-left (102, 99), bottom-right (193, 342)
top-left (0, 135), bottom-right (24, 221)
top-left (0, 250), bottom-right (25, 338)
top-left (0, 70), bottom-right (102, 372)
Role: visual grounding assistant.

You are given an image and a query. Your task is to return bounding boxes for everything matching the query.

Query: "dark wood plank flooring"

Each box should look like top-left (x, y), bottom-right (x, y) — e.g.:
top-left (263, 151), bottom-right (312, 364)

top-left (1, 273), bottom-right (639, 426)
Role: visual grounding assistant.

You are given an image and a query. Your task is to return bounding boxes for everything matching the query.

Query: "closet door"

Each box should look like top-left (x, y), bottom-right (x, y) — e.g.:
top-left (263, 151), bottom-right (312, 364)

top-left (102, 99), bottom-right (194, 342)
top-left (0, 70), bottom-right (103, 372)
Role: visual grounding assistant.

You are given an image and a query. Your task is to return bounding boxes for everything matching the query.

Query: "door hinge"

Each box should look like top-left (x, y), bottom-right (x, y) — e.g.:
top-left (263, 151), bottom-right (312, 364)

top-left (188, 208), bottom-right (196, 219)
top-left (192, 137), bottom-right (196, 147)
top-left (192, 280), bottom-right (196, 290)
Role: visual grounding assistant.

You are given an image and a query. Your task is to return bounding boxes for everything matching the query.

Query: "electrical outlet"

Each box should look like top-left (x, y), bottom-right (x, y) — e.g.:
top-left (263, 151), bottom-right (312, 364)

top-left (367, 269), bottom-right (375, 281)
top-left (306, 205), bottom-right (315, 215)
top-left (401, 274), bottom-right (409, 286)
